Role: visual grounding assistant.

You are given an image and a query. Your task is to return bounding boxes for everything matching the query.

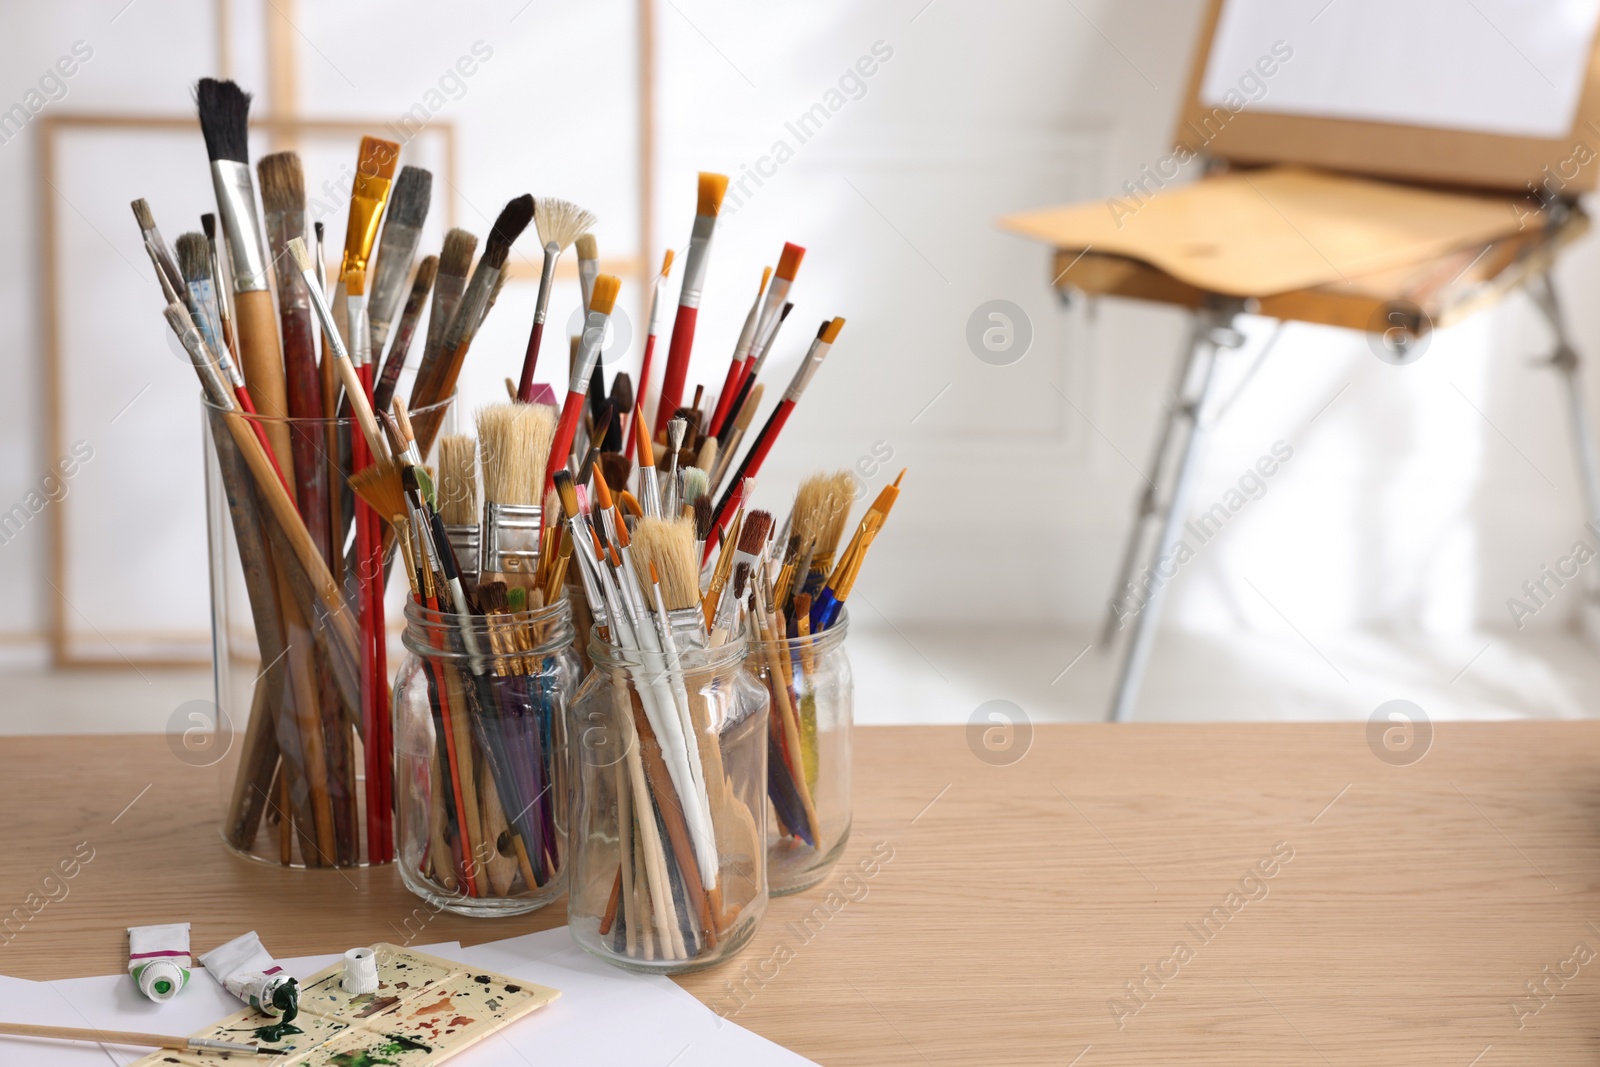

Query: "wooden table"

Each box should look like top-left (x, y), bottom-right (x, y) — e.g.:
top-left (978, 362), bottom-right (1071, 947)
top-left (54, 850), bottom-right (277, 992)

top-left (3, 724), bottom-right (1598, 1065)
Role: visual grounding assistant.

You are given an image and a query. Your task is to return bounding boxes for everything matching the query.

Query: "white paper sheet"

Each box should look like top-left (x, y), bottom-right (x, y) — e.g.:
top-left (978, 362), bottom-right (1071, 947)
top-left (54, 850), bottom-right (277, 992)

top-left (0, 934), bottom-right (815, 1066)
top-left (1201, 0), bottom-right (1600, 138)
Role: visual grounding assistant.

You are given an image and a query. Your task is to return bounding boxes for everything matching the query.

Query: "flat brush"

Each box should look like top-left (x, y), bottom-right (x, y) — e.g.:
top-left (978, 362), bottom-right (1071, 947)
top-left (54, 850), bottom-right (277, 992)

top-left (368, 165), bottom-right (431, 354)
top-left (629, 249), bottom-right (674, 460)
top-left (548, 274), bottom-right (620, 494)
top-left (707, 265), bottom-right (770, 439)
top-left (518, 197), bottom-right (595, 401)
top-left (373, 254), bottom-right (437, 412)
top-left (438, 433), bottom-right (479, 588)
top-left (811, 469), bottom-right (904, 631)
top-left (478, 401), bottom-right (555, 590)
top-left (413, 228), bottom-right (477, 409)
top-left (655, 172), bottom-right (729, 437)
top-left (708, 317), bottom-right (844, 558)
top-left (173, 232), bottom-right (236, 387)
top-left (576, 233), bottom-right (609, 428)
top-left (197, 78), bottom-right (295, 488)
top-left (414, 195), bottom-right (534, 459)
top-left (338, 136), bottom-right (402, 286)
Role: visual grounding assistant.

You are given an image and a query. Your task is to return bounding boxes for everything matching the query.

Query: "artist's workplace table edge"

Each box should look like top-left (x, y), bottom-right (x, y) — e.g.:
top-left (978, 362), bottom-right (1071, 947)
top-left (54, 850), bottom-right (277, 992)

top-left (5, 722), bottom-right (1600, 1065)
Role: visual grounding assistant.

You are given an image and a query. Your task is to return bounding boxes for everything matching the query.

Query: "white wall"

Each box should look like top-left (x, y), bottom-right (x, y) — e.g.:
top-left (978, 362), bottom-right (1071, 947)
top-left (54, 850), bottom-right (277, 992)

top-left (2, 0), bottom-right (1598, 667)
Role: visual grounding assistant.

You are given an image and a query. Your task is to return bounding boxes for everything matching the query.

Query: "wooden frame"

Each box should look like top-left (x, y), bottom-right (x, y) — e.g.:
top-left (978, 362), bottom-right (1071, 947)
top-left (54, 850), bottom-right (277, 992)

top-left (1175, 0), bottom-right (1600, 193)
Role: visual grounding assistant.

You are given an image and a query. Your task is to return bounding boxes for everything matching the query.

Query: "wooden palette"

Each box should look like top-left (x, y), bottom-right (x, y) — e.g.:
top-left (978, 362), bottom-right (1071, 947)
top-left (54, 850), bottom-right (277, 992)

top-left (131, 944), bottom-right (559, 1066)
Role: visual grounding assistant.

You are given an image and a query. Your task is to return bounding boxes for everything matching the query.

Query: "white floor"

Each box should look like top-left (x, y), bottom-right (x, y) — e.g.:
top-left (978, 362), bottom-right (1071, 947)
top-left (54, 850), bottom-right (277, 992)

top-left (0, 624), bottom-right (1595, 734)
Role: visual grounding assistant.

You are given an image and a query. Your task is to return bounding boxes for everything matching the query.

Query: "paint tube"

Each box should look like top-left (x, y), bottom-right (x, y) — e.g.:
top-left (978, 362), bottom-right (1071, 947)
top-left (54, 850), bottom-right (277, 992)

top-left (127, 922), bottom-right (191, 1002)
top-left (199, 930), bottom-right (299, 1021)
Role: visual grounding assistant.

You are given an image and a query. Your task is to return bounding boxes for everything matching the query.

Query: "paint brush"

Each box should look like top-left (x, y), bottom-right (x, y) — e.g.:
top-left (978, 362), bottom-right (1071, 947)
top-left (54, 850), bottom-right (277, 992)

top-left (517, 197), bottom-right (595, 401)
top-left (173, 232), bottom-right (236, 389)
top-left (707, 265), bottom-right (771, 438)
top-left (200, 212), bottom-right (237, 361)
top-left (716, 300), bottom-right (792, 447)
top-left (367, 165), bottom-right (431, 355)
top-left (709, 383), bottom-right (763, 494)
top-left (548, 273), bottom-right (620, 494)
top-left (575, 233), bottom-right (611, 426)
top-left (287, 237), bottom-right (387, 458)
top-left (0, 1022), bottom-right (288, 1057)
top-left (413, 195), bottom-right (535, 458)
top-left (196, 78), bottom-right (296, 488)
top-left (257, 151), bottom-right (331, 564)
top-left (130, 198), bottom-right (184, 297)
top-left (811, 469), bottom-right (903, 631)
top-left (629, 250), bottom-right (674, 460)
top-left (413, 228), bottom-right (478, 410)
top-left (438, 433), bottom-right (480, 589)
top-left (478, 401), bottom-right (555, 593)
top-left (373, 254), bottom-right (436, 412)
top-left (655, 172), bottom-right (729, 436)
top-left (708, 318), bottom-right (844, 556)
top-left (338, 136), bottom-right (402, 288)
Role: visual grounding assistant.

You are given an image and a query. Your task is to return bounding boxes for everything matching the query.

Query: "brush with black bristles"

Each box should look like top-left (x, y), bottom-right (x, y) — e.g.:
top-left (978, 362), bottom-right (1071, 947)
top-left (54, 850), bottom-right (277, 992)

top-left (199, 213), bottom-right (235, 359)
top-left (373, 254), bottom-right (436, 413)
top-left (368, 166), bottom-right (432, 356)
top-left (412, 196), bottom-right (534, 458)
top-left (196, 78), bottom-right (296, 489)
top-left (517, 198), bottom-right (595, 402)
top-left (603, 373), bottom-right (633, 452)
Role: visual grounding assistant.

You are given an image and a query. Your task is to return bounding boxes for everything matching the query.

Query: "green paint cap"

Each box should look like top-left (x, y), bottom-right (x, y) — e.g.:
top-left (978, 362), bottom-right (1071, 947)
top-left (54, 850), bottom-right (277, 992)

top-left (137, 960), bottom-right (189, 1002)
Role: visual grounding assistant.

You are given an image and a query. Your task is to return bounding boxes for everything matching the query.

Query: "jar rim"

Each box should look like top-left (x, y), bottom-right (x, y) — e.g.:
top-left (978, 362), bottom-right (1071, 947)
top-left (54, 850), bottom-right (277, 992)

top-left (774, 607), bottom-right (848, 652)
top-left (201, 394), bottom-right (453, 427)
top-left (402, 595), bottom-right (574, 653)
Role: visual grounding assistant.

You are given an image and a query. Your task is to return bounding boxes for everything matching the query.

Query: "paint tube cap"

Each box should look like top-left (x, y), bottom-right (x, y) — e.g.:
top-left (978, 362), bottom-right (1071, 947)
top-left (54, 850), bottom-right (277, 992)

top-left (138, 960), bottom-right (188, 1002)
top-left (341, 947), bottom-right (379, 994)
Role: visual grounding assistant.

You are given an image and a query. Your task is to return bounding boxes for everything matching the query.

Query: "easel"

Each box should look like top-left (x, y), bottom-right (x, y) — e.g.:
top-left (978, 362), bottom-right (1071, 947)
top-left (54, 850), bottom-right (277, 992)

top-left (1002, 0), bottom-right (1600, 721)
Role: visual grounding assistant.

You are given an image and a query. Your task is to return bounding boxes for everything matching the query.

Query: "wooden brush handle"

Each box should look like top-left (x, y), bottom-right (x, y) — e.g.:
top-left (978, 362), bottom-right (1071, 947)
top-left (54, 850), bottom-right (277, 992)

top-left (0, 1021), bottom-right (186, 1050)
top-left (234, 288), bottom-right (296, 494)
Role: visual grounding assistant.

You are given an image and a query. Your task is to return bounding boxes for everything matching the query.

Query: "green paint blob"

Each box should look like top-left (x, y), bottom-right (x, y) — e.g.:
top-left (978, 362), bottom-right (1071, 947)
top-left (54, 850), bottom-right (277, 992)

top-left (326, 1036), bottom-right (429, 1067)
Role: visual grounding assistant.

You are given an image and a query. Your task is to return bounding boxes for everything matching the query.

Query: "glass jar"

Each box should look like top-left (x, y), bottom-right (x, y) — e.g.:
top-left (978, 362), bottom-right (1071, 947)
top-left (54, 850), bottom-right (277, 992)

top-left (202, 397), bottom-right (451, 869)
top-left (568, 628), bottom-right (769, 973)
top-left (393, 596), bottom-right (579, 917)
top-left (752, 610), bottom-right (853, 894)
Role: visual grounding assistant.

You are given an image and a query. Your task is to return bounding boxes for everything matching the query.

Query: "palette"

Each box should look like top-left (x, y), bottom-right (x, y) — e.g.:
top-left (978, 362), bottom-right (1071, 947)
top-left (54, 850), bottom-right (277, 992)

top-left (130, 944), bottom-right (558, 1066)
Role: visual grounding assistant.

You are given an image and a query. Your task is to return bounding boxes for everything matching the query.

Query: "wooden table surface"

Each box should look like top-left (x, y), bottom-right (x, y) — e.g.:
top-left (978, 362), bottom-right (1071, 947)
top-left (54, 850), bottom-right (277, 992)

top-left (3, 723), bottom-right (1599, 1065)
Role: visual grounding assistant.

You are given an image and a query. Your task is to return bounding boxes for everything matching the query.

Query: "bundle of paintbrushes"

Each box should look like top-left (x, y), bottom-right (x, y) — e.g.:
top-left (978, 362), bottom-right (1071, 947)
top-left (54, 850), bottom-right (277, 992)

top-left (136, 78), bottom-right (536, 867)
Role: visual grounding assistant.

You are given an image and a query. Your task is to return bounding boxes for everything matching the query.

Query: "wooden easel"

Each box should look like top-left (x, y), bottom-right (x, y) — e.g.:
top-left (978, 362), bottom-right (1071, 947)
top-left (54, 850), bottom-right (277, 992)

top-left (1002, 0), bottom-right (1600, 721)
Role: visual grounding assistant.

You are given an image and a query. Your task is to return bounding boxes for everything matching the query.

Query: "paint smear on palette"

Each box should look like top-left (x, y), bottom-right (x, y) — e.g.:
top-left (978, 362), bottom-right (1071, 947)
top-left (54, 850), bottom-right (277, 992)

top-left (125, 945), bottom-right (559, 1067)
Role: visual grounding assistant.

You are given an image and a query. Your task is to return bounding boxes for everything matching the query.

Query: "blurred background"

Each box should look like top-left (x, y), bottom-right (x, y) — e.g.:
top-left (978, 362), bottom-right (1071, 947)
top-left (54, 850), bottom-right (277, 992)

top-left (3, 0), bottom-right (1599, 732)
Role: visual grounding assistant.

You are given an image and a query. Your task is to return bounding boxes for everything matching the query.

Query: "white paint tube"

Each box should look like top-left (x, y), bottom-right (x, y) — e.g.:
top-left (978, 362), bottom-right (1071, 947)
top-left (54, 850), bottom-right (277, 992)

top-left (199, 930), bottom-right (299, 1019)
top-left (127, 922), bottom-right (191, 1002)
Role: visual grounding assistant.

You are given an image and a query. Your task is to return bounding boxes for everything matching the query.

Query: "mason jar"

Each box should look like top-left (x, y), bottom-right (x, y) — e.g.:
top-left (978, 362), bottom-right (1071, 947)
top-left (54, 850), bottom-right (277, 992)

top-left (568, 627), bottom-right (769, 973)
top-left (393, 596), bottom-right (578, 916)
top-left (752, 610), bottom-right (853, 894)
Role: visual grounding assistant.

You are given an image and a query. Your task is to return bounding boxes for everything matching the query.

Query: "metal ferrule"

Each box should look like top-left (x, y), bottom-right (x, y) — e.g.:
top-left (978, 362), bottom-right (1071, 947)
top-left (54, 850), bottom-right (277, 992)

top-left (368, 222), bottom-right (421, 351)
top-left (784, 339), bottom-right (832, 402)
top-left (444, 524), bottom-right (480, 586)
top-left (167, 305), bottom-right (233, 410)
top-left (299, 267), bottom-right (351, 365)
top-left (209, 160), bottom-right (270, 292)
top-left (573, 308), bottom-right (609, 386)
top-left (731, 299), bottom-right (760, 363)
top-left (347, 293), bottom-right (370, 367)
top-left (534, 244), bottom-right (559, 324)
top-left (480, 502), bottom-right (543, 579)
top-left (185, 279), bottom-right (224, 366)
top-left (578, 258), bottom-right (598, 311)
top-left (678, 216), bottom-right (716, 308)
top-left (755, 278), bottom-right (792, 348)
top-left (647, 274), bottom-right (668, 335)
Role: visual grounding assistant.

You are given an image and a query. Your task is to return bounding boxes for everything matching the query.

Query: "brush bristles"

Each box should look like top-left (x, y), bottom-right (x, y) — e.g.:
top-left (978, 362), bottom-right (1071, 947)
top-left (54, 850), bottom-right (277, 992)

top-left (131, 199), bottom-right (157, 231)
top-left (440, 228), bottom-right (477, 278)
top-left (608, 373), bottom-right (634, 417)
top-left (738, 509), bottom-right (774, 556)
top-left (697, 172), bottom-right (730, 217)
top-left (680, 466), bottom-right (708, 507)
top-left (346, 267), bottom-right (367, 298)
top-left (438, 434), bottom-right (478, 526)
top-left (388, 166), bottom-right (433, 228)
top-left (349, 460), bottom-right (407, 521)
top-left (599, 452), bottom-right (632, 493)
top-left (574, 233), bottom-right (599, 262)
top-left (476, 402), bottom-right (556, 507)
top-left (479, 580), bottom-right (509, 614)
top-left (795, 470), bottom-right (855, 558)
top-left (733, 384), bottom-right (765, 431)
top-left (632, 517), bottom-right (700, 610)
top-left (589, 275), bottom-right (621, 317)
top-left (286, 236), bottom-right (313, 273)
top-left (357, 136), bottom-right (401, 180)
top-left (693, 496), bottom-right (713, 542)
top-left (256, 152), bottom-right (305, 214)
top-left (553, 469), bottom-right (580, 521)
top-left (196, 78), bottom-right (252, 163)
top-left (822, 316), bottom-right (846, 343)
top-left (660, 249), bottom-right (675, 276)
top-left (775, 242), bottom-right (805, 281)
top-left (486, 194), bottom-right (535, 261)
top-left (533, 197), bottom-right (597, 252)
top-left (175, 233), bottom-right (212, 284)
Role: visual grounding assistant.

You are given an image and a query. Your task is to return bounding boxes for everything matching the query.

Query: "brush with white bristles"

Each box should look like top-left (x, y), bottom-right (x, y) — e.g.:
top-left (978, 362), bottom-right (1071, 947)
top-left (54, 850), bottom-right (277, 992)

top-left (516, 197), bottom-right (596, 402)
